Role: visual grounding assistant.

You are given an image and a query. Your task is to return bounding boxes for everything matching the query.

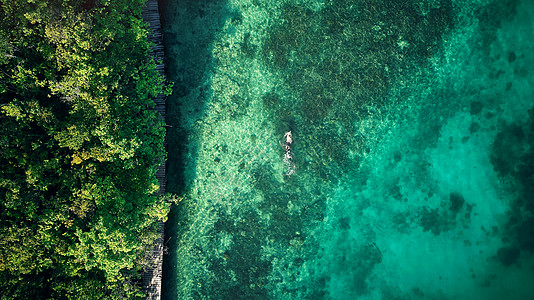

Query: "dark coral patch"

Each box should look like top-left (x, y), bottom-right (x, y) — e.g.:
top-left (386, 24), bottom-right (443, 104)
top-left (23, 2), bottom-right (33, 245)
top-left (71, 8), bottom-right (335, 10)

top-left (497, 246), bottom-right (520, 266)
top-left (449, 192), bottom-right (465, 215)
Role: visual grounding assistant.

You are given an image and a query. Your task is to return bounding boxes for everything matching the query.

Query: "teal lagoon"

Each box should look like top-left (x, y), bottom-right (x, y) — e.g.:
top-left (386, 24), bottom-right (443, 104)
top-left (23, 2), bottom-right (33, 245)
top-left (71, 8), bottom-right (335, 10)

top-left (161, 0), bottom-right (534, 299)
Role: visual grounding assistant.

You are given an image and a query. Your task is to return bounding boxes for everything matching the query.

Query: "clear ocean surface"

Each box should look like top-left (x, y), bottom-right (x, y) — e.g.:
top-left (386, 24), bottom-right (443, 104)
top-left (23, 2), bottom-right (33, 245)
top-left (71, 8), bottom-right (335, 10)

top-left (160, 0), bottom-right (534, 299)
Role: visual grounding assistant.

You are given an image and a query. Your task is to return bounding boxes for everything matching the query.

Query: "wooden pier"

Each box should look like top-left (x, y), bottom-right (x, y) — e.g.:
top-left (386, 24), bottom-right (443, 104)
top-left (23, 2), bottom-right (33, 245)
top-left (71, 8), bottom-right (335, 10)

top-left (142, 0), bottom-right (166, 299)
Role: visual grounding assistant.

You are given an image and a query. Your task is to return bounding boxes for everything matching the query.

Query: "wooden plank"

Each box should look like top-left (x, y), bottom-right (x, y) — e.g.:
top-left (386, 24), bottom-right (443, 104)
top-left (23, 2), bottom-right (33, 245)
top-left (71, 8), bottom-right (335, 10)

top-left (141, 0), bottom-right (167, 299)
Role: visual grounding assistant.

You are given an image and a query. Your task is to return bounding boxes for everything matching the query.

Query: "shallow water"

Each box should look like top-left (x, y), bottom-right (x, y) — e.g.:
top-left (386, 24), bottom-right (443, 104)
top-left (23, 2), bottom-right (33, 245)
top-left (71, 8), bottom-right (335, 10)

top-left (160, 0), bottom-right (534, 299)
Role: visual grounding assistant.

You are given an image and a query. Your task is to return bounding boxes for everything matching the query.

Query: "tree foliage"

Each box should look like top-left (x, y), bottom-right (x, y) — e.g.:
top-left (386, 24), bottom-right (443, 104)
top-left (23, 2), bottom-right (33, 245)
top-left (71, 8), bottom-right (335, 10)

top-left (0, 0), bottom-right (170, 298)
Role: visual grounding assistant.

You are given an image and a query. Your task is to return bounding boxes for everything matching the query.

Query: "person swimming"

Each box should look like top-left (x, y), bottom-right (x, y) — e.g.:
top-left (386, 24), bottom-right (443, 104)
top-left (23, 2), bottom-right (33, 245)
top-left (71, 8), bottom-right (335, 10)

top-left (280, 131), bottom-right (296, 176)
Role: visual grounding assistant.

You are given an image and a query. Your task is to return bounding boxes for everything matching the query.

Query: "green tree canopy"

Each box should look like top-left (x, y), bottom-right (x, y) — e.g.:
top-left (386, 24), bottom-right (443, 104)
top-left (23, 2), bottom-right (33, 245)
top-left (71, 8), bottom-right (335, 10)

top-left (0, 0), bottom-right (170, 298)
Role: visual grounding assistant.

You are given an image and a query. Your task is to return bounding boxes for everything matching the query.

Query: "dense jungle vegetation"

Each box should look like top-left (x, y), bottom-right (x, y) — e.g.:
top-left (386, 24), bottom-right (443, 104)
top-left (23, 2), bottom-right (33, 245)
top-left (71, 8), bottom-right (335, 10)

top-left (0, 0), bottom-right (171, 298)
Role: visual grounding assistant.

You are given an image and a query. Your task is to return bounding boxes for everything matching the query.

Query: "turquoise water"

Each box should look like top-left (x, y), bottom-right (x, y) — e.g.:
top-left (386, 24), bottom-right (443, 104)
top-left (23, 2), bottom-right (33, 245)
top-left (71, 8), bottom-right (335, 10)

top-left (160, 0), bottom-right (534, 299)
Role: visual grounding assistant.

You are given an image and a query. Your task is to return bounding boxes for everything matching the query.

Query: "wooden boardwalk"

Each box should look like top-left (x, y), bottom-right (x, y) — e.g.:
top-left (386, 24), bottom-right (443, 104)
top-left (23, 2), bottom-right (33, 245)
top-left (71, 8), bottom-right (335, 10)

top-left (142, 0), bottom-right (166, 299)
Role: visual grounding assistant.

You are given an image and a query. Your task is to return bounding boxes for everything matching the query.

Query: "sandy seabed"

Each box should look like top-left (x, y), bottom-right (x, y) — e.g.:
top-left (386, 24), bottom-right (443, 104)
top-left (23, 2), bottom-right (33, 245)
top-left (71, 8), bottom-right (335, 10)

top-left (161, 0), bottom-right (534, 299)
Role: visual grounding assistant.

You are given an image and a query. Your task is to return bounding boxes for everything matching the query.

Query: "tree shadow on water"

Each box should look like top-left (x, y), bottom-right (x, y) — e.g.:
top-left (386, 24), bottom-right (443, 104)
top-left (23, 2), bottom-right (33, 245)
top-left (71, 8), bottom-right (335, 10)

top-left (158, 0), bottom-right (232, 298)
